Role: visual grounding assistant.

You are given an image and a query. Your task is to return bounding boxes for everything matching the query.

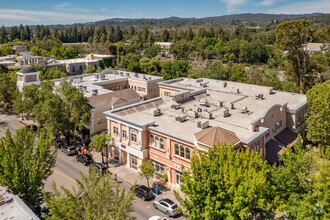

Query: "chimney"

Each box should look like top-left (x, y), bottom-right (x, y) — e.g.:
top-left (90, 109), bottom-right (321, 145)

top-left (219, 101), bottom-right (223, 107)
top-left (224, 109), bottom-right (229, 117)
top-left (208, 112), bottom-right (212, 119)
top-left (181, 107), bottom-right (185, 113)
top-left (223, 82), bottom-right (227, 88)
top-left (243, 106), bottom-right (248, 113)
top-left (194, 111), bottom-right (199, 118)
top-left (237, 88), bottom-right (240, 94)
top-left (231, 103), bottom-right (235, 109)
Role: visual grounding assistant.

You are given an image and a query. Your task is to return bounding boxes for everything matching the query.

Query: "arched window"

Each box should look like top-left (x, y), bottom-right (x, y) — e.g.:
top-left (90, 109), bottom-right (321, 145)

top-left (155, 137), bottom-right (159, 148)
top-left (160, 138), bottom-right (164, 150)
top-left (185, 147), bottom-right (190, 160)
top-left (150, 135), bottom-right (154, 146)
top-left (180, 145), bottom-right (184, 157)
top-left (175, 144), bottom-right (179, 156)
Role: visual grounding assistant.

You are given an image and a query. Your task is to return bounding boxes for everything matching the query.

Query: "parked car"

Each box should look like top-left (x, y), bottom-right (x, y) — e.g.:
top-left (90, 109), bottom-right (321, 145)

top-left (90, 162), bottom-right (109, 176)
top-left (76, 154), bottom-right (93, 166)
top-left (61, 145), bottom-right (77, 156)
top-left (148, 216), bottom-right (168, 220)
top-left (132, 185), bottom-right (154, 201)
top-left (153, 198), bottom-right (178, 217)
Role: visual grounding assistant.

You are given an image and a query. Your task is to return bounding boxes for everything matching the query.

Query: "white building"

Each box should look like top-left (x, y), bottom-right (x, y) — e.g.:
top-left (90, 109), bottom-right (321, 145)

top-left (16, 65), bottom-right (41, 92)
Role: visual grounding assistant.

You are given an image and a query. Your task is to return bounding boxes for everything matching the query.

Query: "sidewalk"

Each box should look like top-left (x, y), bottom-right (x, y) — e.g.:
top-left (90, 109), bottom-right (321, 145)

top-left (91, 152), bottom-right (183, 204)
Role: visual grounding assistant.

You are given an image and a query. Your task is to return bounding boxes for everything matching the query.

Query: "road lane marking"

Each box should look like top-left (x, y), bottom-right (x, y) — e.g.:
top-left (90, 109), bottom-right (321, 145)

top-left (51, 168), bottom-right (77, 184)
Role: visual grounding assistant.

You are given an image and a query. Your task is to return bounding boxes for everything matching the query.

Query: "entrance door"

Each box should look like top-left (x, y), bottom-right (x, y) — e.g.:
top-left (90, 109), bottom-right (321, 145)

top-left (121, 151), bottom-right (127, 164)
top-left (175, 171), bottom-right (182, 186)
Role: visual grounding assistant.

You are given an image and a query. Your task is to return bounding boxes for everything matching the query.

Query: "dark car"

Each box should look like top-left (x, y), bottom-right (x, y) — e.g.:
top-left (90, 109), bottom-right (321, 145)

top-left (153, 198), bottom-right (178, 217)
top-left (26, 124), bottom-right (38, 132)
top-left (76, 154), bottom-right (93, 166)
top-left (133, 185), bottom-right (154, 201)
top-left (90, 163), bottom-right (109, 176)
top-left (61, 145), bottom-right (77, 156)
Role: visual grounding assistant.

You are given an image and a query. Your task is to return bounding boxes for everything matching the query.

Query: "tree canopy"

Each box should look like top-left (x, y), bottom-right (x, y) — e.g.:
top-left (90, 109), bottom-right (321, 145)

top-left (44, 168), bottom-right (135, 220)
top-left (138, 160), bottom-right (155, 188)
top-left (305, 80), bottom-right (330, 147)
top-left (175, 144), bottom-right (272, 219)
top-left (0, 127), bottom-right (56, 208)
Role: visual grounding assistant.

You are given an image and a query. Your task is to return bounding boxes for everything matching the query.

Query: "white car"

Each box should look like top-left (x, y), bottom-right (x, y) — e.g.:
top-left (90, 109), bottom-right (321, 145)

top-left (153, 198), bottom-right (179, 217)
top-left (148, 216), bottom-right (168, 220)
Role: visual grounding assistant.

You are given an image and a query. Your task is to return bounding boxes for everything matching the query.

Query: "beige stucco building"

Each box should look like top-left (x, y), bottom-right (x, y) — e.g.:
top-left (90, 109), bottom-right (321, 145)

top-left (104, 77), bottom-right (307, 186)
top-left (16, 65), bottom-right (41, 92)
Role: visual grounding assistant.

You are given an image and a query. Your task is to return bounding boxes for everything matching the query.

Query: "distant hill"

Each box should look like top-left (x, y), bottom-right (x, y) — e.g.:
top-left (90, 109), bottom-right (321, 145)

top-left (90, 13), bottom-right (327, 30)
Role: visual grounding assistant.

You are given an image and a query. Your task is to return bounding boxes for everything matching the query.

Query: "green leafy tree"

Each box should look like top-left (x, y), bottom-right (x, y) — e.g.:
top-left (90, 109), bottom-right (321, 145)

top-left (0, 72), bottom-right (17, 103)
top-left (44, 168), bottom-right (135, 220)
top-left (82, 64), bottom-right (96, 74)
top-left (305, 81), bottom-right (330, 147)
top-left (175, 144), bottom-right (272, 219)
top-left (0, 44), bottom-right (13, 56)
top-left (89, 131), bottom-right (111, 163)
top-left (0, 127), bottom-right (56, 208)
top-left (139, 160), bottom-right (155, 188)
top-left (276, 19), bottom-right (312, 93)
top-left (33, 80), bottom-right (90, 145)
top-left (230, 64), bottom-right (247, 82)
top-left (270, 136), bottom-right (329, 219)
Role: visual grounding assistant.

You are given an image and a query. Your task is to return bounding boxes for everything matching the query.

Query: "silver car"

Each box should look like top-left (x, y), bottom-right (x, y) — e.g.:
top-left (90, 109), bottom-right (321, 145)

top-left (153, 198), bottom-right (178, 217)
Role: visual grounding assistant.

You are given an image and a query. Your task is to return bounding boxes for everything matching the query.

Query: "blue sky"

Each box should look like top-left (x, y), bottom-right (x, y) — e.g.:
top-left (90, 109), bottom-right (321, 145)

top-left (0, 0), bottom-right (329, 26)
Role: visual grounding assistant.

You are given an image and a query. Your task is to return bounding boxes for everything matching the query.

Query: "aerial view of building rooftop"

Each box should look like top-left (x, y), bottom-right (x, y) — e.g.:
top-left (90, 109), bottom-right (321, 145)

top-left (104, 77), bottom-right (307, 184)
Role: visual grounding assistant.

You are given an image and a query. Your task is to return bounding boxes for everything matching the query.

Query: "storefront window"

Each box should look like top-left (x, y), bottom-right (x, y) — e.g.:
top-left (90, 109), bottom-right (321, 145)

top-left (114, 148), bottom-right (119, 161)
top-left (152, 161), bottom-right (164, 175)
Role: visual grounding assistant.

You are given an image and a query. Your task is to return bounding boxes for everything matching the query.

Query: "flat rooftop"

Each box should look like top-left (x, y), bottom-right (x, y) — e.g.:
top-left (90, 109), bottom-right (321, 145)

top-left (107, 78), bottom-right (306, 143)
top-left (53, 69), bottom-right (163, 97)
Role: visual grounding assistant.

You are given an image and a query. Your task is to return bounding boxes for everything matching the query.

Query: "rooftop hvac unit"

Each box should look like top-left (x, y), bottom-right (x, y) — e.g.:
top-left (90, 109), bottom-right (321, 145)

top-left (223, 82), bottom-right (227, 88)
top-left (197, 120), bottom-right (209, 129)
top-left (223, 109), bottom-right (230, 117)
top-left (208, 112), bottom-right (213, 119)
top-left (114, 70), bottom-right (118, 75)
top-left (181, 107), bottom-right (185, 113)
top-left (92, 89), bottom-right (98, 96)
top-left (134, 73), bottom-right (138, 77)
top-left (197, 107), bottom-right (202, 112)
top-left (219, 101), bottom-right (224, 107)
top-left (141, 74), bottom-right (145, 79)
top-left (100, 74), bottom-right (105, 79)
top-left (153, 108), bottom-right (161, 116)
top-left (94, 73), bottom-right (99, 79)
top-left (237, 88), bottom-right (240, 94)
top-left (196, 79), bottom-right (203, 83)
top-left (194, 111), bottom-right (199, 118)
top-left (171, 104), bottom-right (181, 110)
top-left (175, 115), bottom-right (187, 122)
top-left (231, 103), bottom-right (235, 109)
top-left (78, 85), bottom-right (84, 91)
top-left (242, 106), bottom-right (248, 114)
top-left (126, 72), bottom-right (130, 77)
top-left (148, 76), bottom-right (152, 80)
top-left (120, 72), bottom-right (123, 76)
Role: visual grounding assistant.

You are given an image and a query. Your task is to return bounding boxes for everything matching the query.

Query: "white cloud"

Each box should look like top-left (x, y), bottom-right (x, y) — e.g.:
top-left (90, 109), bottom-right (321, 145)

top-left (220, 0), bottom-right (247, 12)
top-left (260, 0), bottom-right (275, 6)
top-left (54, 2), bottom-right (89, 12)
top-left (100, 8), bottom-right (107, 12)
top-left (0, 8), bottom-right (109, 25)
top-left (268, 0), bottom-right (330, 14)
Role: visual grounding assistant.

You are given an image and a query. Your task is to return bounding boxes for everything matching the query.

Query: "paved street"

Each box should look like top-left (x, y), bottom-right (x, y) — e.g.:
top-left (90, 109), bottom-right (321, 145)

top-left (0, 112), bottom-right (34, 138)
top-left (45, 149), bottom-right (186, 220)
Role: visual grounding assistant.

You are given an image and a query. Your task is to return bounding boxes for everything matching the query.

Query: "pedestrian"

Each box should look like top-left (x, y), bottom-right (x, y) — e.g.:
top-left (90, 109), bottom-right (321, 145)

top-left (114, 174), bottom-right (117, 183)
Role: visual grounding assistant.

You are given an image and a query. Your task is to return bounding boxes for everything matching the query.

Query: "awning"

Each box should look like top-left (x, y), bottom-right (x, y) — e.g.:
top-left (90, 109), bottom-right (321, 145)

top-left (275, 128), bottom-right (298, 148)
top-left (266, 139), bottom-right (283, 165)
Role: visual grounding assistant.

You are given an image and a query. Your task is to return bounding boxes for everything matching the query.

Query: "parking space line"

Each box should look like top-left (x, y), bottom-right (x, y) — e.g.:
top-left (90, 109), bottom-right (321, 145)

top-left (51, 168), bottom-right (77, 184)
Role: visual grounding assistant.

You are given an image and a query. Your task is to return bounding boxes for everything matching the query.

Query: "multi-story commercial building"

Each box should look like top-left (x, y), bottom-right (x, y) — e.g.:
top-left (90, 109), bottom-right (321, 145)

top-left (104, 77), bottom-right (307, 186)
top-left (53, 69), bottom-right (163, 135)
